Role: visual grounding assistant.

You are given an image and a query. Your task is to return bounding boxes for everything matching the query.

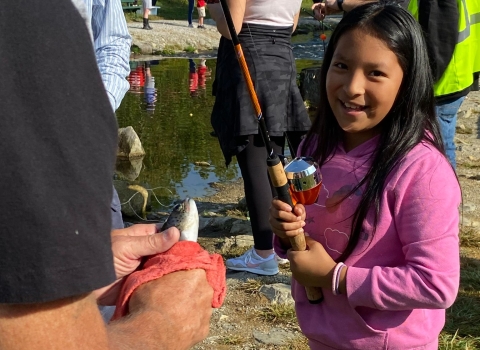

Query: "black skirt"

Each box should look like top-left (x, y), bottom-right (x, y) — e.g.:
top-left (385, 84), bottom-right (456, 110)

top-left (211, 23), bottom-right (311, 166)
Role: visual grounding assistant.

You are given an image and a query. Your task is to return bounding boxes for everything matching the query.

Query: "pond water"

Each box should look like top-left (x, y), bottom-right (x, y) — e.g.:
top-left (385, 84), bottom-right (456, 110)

top-left (115, 54), bottom-right (322, 210)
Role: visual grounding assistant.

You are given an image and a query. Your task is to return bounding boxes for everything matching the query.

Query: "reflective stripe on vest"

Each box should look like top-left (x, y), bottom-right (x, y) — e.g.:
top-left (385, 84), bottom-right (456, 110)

top-left (407, 0), bottom-right (476, 96)
top-left (470, 2), bottom-right (480, 73)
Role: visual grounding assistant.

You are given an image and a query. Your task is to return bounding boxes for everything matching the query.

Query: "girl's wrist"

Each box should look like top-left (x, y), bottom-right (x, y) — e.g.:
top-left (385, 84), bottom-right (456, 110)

top-left (332, 263), bottom-right (348, 295)
top-left (338, 266), bottom-right (348, 294)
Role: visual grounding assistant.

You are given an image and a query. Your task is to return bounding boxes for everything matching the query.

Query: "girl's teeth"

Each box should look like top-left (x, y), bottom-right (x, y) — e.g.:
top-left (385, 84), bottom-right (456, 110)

top-left (344, 102), bottom-right (363, 110)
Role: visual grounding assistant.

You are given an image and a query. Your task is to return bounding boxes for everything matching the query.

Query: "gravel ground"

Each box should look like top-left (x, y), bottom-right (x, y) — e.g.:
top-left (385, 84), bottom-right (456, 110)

top-left (128, 18), bottom-right (221, 55)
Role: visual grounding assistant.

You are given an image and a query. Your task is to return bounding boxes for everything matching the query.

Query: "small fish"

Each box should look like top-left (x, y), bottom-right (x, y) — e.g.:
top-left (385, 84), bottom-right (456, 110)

top-left (157, 197), bottom-right (199, 242)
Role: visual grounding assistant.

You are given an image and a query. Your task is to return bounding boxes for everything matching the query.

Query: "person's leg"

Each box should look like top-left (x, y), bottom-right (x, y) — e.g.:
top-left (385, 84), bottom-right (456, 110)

top-left (142, 0), bottom-right (152, 30)
top-left (226, 134), bottom-right (285, 275)
top-left (435, 96), bottom-right (465, 169)
top-left (188, 0), bottom-right (194, 27)
top-left (111, 186), bottom-right (125, 230)
top-left (197, 7), bottom-right (205, 27)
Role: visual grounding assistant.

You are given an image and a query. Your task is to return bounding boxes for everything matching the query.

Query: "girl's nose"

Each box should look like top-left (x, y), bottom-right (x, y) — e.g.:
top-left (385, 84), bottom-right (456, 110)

top-left (343, 70), bottom-right (365, 97)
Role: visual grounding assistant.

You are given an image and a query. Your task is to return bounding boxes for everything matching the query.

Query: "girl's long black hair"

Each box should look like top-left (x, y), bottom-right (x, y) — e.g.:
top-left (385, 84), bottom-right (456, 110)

top-left (303, 1), bottom-right (445, 261)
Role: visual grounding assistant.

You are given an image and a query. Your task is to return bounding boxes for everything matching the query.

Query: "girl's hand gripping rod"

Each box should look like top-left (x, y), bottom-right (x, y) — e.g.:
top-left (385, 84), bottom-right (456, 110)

top-left (218, 0), bottom-right (323, 304)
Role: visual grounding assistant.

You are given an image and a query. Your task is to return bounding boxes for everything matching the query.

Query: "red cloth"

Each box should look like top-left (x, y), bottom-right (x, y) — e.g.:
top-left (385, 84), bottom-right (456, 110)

top-left (111, 241), bottom-right (226, 321)
top-left (197, 0), bottom-right (206, 7)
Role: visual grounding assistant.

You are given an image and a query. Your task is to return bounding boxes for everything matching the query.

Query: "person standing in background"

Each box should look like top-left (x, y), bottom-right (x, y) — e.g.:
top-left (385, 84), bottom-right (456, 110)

top-left (197, 0), bottom-right (206, 28)
top-left (72, 0), bottom-right (131, 231)
top-left (142, 0), bottom-right (153, 29)
top-left (188, 0), bottom-right (195, 27)
top-left (207, 0), bottom-right (311, 276)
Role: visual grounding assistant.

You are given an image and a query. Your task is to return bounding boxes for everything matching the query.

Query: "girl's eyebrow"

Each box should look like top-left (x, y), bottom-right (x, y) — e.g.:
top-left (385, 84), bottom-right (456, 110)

top-left (332, 52), bottom-right (349, 61)
top-left (332, 52), bottom-right (389, 70)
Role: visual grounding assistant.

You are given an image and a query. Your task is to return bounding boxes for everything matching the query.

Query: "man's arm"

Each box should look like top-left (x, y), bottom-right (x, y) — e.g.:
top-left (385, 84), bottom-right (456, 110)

top-left (0, 270), bottom-right (213, 350)
top-left (90, 0), bottom-right (132, 110)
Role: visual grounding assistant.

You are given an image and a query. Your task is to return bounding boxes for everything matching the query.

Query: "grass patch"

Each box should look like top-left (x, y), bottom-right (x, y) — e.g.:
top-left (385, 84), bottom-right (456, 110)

top-left (223, 244), bottom-right (250, 260)
top-left (256, 304), bottom-right (298, 325)
top-left (218, 335), bottom-right (244, 345)
top-left (458, 160), bottom-right (480, 169)
top-left (237, 278), bottom-right (262, 295)
top-left (459, 227), bottom-right (480, 248)
top-left (153, 45), bottom-right (177, 55)
top-left (439, 254), bottom-right (480, 349)
top-left (225, 208), bottom-right (247, 219)
top-left (183, 45), bottom-right (197, 53)
top-left (131, 44), bottom-right (141, 54)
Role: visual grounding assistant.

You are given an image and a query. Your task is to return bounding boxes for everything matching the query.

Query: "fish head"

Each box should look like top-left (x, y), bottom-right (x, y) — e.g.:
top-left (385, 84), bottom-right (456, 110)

top-left (159, 197), bottom-right (199, 242)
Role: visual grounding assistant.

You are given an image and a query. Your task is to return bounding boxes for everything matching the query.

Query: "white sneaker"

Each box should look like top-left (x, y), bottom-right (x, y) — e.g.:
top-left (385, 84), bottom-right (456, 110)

top-left (275, 253), bottom-right (289, 265)
top-left (226, 248), bottom-right (279, 276)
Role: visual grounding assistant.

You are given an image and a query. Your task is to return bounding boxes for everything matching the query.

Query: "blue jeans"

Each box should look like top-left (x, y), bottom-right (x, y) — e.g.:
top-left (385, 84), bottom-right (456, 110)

top-left (188, 0), bottom-right (194, 25)
top-left (435, 96), bottom-right (465, 169)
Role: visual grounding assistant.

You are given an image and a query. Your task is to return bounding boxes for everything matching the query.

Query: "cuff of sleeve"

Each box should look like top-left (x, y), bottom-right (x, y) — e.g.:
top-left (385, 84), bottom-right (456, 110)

top-left (346, 266), bottom-right (376, 308)
top-left (273, 236), bottom-right (288, 259)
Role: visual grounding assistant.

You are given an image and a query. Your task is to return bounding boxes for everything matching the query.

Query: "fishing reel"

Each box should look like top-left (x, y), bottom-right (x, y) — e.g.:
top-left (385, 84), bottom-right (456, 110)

top-left (284, 156), bottom-right (322, 206)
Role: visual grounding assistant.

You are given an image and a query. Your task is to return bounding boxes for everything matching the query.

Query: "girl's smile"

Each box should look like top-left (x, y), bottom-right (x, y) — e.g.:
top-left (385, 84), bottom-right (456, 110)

top-left (326, 28), bottom-right (404, 152)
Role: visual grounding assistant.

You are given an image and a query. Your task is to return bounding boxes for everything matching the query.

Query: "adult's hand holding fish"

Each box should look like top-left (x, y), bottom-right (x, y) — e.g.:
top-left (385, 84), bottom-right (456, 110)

top-left (114, 269), bottom-right (213, 350)
top-left (95, 224), bottom-right (180, 305)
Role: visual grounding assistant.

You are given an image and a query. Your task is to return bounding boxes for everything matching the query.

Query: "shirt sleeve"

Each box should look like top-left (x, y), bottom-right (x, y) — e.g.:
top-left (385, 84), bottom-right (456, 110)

top-left (91, 0), bottom-right (132, 111)
top-left (0, 1), bottom-right (118, 303)
top-left (346, 150), bottom-right (461, 310)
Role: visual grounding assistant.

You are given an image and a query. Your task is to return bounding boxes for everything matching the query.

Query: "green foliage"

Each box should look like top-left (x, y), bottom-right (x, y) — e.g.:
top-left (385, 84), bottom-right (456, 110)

top-left (183, 45), bottom-right (196, 53)
top-left (153, 45), bottom-right (177, 56)
top-left (131, 45), bottom-right (141, 54)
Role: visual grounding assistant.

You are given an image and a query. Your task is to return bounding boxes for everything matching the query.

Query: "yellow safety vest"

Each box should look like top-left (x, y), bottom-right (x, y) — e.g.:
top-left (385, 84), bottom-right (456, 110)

top-left (407, 0), bottom-right (479, 96)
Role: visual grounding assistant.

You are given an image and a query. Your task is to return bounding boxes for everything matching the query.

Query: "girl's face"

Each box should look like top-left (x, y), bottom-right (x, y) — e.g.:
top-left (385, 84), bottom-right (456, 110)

top-left (326, 28), bottom-right (404, 152)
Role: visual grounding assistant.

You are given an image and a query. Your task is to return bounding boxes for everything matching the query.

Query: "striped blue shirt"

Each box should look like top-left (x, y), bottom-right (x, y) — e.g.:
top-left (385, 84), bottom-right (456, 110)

top-left (80, 0), bottom-right (132, 111)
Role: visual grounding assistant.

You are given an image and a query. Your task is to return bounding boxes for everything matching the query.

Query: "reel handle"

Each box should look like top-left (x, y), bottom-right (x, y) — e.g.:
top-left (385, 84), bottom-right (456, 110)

top-left (267, 155), bottom-right (324, 304)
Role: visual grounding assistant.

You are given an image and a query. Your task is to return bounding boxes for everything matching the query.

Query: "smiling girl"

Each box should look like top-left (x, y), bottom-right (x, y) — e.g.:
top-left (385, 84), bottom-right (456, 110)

top-left (269, 2), bottom-right (461, 349)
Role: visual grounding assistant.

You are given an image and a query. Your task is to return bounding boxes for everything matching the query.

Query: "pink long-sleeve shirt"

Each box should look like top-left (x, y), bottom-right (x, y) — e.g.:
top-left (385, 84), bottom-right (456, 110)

top-left (275, 137), bottom-right (461, 349)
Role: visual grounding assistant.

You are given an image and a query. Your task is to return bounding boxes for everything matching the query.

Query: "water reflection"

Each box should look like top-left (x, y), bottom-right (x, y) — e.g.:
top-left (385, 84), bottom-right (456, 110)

top-left (189, 59), bottom-right (211, 98)
top-left (128, 61), bottom-right (159, 113)
top-left (115, 58), bottom-right (320, 211)
top-left (116, 58), bottom-right (239, 210)
top-left (292, 29), bottom-right (332, 59)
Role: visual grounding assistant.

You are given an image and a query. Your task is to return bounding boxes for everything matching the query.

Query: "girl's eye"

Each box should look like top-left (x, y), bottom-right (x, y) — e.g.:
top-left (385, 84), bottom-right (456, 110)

top-left (369, 70), bottom-right (386, 77)
top-left (332, 62), bottom-right (347, 69)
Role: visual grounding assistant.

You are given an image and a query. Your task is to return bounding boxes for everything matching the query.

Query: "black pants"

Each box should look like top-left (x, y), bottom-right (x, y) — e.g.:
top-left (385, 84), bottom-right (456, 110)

top-left (236, 132), bottom-right (304, 250)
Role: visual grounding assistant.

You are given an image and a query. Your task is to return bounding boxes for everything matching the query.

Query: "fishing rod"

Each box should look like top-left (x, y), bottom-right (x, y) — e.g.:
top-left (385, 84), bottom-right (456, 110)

top-left (218, 0), bottom-right (323, 304)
